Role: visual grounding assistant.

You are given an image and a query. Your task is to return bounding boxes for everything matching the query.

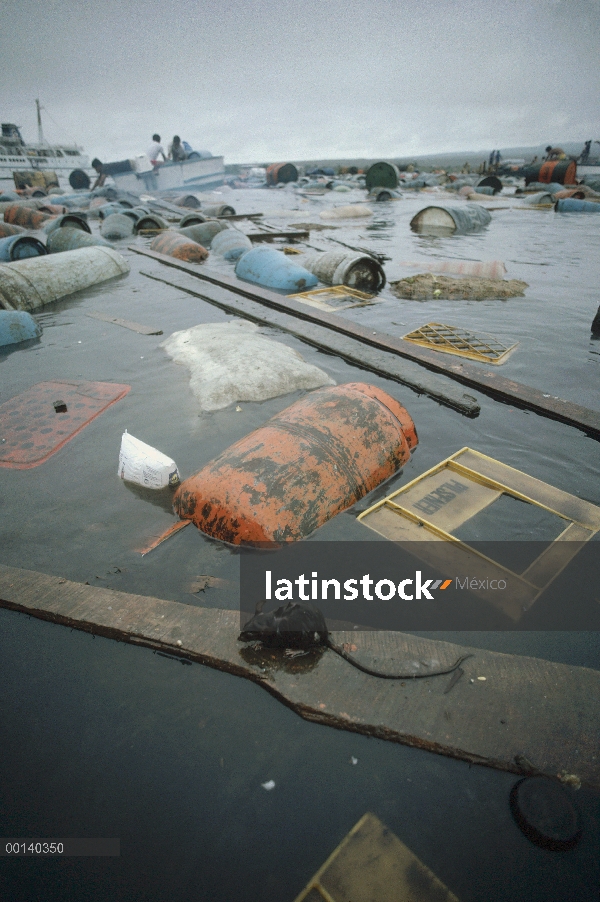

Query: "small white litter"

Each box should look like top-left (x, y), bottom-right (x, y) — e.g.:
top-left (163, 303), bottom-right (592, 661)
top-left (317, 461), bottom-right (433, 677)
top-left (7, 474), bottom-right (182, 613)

top-left (161, 320), bottom-right (334, 411)
top-left (261, 780), bottom-right (276, 791)
top-left (350, 756), bottom-right (358, 765)
top-left (320, 205), bottom-right (373, 221)
top-left (118, 431), bottom-right (180, 489)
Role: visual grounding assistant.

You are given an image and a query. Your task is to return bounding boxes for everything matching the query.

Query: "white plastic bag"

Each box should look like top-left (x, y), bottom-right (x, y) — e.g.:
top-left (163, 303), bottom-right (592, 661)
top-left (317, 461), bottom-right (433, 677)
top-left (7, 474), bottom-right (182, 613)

top-left (118, 431), bottom-right (180, 489)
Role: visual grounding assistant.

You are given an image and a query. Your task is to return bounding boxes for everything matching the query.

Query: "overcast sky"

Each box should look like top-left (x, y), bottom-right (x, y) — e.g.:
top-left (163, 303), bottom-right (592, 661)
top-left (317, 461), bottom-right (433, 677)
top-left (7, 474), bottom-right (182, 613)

top-left (1, 0), bottom-right (599, 164)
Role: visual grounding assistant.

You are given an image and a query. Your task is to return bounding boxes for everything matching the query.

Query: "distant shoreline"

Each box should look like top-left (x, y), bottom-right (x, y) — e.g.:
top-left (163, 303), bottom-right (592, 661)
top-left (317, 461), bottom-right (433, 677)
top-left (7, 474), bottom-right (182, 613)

top-left (226, 141), bottom-right (590, 173)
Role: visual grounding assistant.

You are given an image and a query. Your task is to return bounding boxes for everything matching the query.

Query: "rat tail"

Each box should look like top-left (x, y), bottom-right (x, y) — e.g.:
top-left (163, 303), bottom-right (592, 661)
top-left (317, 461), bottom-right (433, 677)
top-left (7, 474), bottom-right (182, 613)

top-left (326, 640), bottom-right (473, 680)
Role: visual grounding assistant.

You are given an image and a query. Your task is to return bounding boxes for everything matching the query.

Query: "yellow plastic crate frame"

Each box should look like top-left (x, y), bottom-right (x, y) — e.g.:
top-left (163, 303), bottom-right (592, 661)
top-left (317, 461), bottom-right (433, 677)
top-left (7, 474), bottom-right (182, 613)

top-left (357, 447), bottom-right (600, 621)
top-left (293, 812), bottom-right (460, 902)
top-left (289, 285), bottom-right (374, 312)
top-left (402, 321), bottom-right (518, 365)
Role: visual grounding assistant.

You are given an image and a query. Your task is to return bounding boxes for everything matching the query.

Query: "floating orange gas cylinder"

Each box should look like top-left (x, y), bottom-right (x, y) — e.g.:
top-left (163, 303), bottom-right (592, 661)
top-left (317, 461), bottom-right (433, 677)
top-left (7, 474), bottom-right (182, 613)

top-left (173, 382), bottom-right (417, 545)
top-left (3, 204), bottom-right (54, 230)
top-left (150, 230), bottom-right (208, 262)
top-left (0, 222), bottom-right (25, 238)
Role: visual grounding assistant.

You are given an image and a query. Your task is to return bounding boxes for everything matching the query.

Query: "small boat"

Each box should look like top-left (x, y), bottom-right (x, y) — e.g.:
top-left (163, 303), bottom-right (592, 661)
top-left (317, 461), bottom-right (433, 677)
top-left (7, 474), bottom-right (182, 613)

top-left (577, 162), bottom-right (600, 178)
top-left (0, 101), bottom-right (89, 187)
top-left (106, 153), bottom-right (225, 194)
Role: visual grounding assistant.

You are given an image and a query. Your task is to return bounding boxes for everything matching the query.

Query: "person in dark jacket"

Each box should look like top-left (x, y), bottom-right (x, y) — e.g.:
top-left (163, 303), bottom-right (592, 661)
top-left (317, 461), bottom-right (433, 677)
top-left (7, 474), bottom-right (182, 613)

top-left (168, 135), bottom-right (187, 162)
top-left (91, 158), bottom-right (106, 189)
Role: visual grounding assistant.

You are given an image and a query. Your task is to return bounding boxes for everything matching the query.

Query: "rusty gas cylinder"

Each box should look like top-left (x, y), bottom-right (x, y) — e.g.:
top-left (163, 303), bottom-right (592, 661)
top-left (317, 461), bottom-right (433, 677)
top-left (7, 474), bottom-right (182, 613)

top-left (3, 204), bottom-right (54, 230)
top-left (173, 382), bottom-right (417, 545)
top-left (150, 230), bottom-right (208, 262)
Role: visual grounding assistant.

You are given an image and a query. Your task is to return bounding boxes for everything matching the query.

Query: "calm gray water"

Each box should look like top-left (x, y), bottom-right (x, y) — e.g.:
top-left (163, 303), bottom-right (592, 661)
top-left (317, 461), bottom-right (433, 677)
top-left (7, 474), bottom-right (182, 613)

top-left (1, 180), bottom-right (599, 900)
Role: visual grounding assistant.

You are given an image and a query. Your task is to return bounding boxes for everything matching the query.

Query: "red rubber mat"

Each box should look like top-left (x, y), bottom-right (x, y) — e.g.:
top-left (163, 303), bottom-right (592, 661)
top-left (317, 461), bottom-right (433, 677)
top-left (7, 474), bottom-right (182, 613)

top-left (0, 380), bottom-right (130, 469)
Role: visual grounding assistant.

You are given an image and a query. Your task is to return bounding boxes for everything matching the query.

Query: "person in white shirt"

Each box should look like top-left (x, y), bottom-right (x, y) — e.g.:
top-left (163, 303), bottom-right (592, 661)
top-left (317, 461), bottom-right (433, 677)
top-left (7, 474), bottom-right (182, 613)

top-left (147, 134), bottom-right (167, 168)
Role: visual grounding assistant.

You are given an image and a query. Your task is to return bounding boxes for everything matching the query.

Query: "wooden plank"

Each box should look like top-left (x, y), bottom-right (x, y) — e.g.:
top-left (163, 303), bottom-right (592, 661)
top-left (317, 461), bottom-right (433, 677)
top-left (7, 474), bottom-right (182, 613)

top-left (247, 230), bottom-right (309, 241)
top-left (130, 247), bottom-right (600, 438)
top-left (140, 269), bottom-right (480, 416)
top-left (1, 562), bottom-right (599, 789)
top-left (86, 311), bottom-right (163, 335)
top-left (455, 449), bottom-right (600, 526)
top-left (218, 212), bottom-right (263, 221)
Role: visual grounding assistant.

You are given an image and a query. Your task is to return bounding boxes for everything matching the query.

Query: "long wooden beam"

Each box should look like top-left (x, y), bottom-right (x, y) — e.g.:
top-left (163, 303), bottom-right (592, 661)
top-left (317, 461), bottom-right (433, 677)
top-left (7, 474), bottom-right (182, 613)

top-left (1, 563), bottom-right (598, 788)
top-left (130, 246), bottom-right (600, 439)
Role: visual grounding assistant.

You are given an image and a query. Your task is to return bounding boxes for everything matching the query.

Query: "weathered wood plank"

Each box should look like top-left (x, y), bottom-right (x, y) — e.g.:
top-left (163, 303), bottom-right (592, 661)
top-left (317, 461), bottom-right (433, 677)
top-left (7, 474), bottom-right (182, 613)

top-left (1, 563), bottom-right (598, 788)
top-left (218, 212), bottom-right (263, 221)
top-left (85, 311), bottom-right (163, 335)
top-left (131, 247), bottom-right (600, 438)
top-left (247, 230), bottom-right (309, 241)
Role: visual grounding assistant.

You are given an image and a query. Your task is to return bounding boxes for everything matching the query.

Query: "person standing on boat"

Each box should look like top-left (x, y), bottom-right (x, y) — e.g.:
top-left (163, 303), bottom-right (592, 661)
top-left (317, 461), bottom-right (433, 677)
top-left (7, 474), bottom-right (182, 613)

top-left (168, 135), bottom-right (187, 162)
top-left (147, 134), bottom-right (167, 169)
top-left (91, 158), bottom-right (106, 189)
top-left (580, 141), bottom-right (592, 164)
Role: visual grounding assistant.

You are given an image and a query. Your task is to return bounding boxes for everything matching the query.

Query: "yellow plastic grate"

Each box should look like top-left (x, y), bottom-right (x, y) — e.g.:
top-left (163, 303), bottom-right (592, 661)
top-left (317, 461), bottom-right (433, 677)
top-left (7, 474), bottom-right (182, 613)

top-left (289, 285), bottom-right (375, 312)
top-left (402, 322), bottom-right (518, 364)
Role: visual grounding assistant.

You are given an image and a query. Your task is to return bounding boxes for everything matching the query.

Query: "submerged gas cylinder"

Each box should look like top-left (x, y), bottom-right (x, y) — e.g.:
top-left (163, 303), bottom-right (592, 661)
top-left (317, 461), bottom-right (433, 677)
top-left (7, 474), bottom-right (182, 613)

top-left (100, 212), bottom-right (134, 240)
top-left (235, 246), bottom-right (318, 292)
top-left (135, 213), bottom-right (169, 233)
top-left (2, 204), bottom-right (54, 230)
top-left (301, 251), bottom-right (386, 292)
top-left (0, 235), bottom-right (47, 262)
top-left (44, 213), bottom-right (91, 235)
top-left (0, 246), bottom-right (129, 312)
top-left (201, 203), bottom-right (235, 217)
top-left (47, 227), bottom-right (111, 253)
top-left (173, 382), bottom-right (417, 545)
top-left (210, 227), bottom-right (252, 260)
top-left (179, 220), bottom-right (229, 246)
top-left (554, 198), bottom-right (600, 214)
top-left (410, 204), bottom-right (491, 234)
top-left (0, 310), bottom-right (42, 348)
top-left (0, 310), bottom-right (41, 347)
top-left (150, 230), bottom-right (209, 262)
top-left (178, 212), bottom-right (208, 227)
top-left (0, 222), bottom-right (26, 239)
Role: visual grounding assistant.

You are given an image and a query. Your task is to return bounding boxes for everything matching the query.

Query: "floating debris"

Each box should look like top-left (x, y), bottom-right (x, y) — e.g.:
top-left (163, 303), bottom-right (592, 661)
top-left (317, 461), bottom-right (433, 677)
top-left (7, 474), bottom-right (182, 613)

top-left (160, 320), bottom-right (334, 411)
top-left (399, 259), bottom-right (507, 280)
top-left (390, 273), bottom-right (528, 300)
top-left (320, 205), bottom-right (373, 220)
top-left (261, 780), bottom-right (276, 791)
top-left (557, 771), bottom-right (582, 791)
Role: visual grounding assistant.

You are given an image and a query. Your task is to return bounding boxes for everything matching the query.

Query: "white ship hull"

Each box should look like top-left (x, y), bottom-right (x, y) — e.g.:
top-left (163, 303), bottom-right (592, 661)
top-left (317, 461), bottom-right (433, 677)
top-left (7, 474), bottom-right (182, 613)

top-left (0, 148), bottom-right (89, 178)
top-left (578, 163), bottom-right (600, 178)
